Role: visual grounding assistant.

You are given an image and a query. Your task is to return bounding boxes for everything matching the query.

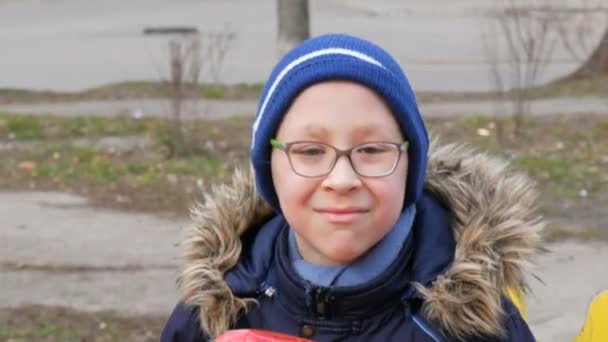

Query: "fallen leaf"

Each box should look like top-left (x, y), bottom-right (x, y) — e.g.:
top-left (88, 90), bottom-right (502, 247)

top-left (18, 160), bottom-right (37, 173)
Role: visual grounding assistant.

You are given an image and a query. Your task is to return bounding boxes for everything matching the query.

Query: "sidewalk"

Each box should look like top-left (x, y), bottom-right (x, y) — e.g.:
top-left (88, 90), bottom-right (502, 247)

top-left (528, 242), bottom-right (608, 342)
top-left (0, 192), bottom-right (186, 316)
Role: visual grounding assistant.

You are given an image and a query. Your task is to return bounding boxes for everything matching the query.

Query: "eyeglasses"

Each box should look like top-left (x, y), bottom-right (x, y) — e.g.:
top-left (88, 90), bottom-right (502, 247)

top-left (270, 139), bottom-right (408, 178)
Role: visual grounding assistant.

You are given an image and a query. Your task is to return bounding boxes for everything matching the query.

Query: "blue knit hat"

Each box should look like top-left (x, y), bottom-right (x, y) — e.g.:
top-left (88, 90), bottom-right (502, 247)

top-left (251, 33), bottom-right (429, 212)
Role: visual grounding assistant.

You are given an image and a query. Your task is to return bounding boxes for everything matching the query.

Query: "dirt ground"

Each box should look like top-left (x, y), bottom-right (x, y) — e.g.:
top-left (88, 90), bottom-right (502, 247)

top-left (0, 306), bottom-right (164, 342)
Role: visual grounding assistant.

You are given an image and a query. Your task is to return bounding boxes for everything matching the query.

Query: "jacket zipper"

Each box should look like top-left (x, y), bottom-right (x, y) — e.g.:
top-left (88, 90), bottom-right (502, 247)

top-left (306, 286), bottom-right (331, 320)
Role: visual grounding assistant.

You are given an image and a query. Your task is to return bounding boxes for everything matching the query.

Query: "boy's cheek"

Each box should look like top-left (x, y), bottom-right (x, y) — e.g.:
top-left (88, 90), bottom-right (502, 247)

top-left (273, 173), bottom-right (318, 210)
top-left (271, 157), bottom-right (295, 193)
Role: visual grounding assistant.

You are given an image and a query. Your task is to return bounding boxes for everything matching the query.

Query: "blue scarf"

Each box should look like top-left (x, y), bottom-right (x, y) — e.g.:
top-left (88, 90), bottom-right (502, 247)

top-left (288, 205), bottom-right (416, 287)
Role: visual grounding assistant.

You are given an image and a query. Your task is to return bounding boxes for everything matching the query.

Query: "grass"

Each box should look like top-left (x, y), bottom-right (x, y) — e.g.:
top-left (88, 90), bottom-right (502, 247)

top-left (14, 143), bottom-right (228, 181)
top-left (0, 144), bottom-right (234, 214)
top-left (0, 112), bottom-right (160, 141)
top-left (19, 146), bottom-right (120, 182)
top-left (413, 75), bottom-right (608, 103)
top-left (4, 115), bottom-right (44, 139)
top-left (462, 114), bottom-right (495, 128)
top-left (425, 114), bottom-right (608, 212)
top-left (0, 81), bottom-right (266, 104)
top-left (83, 80), bottom-right (171, 98)
top-left (1, 76), bottom-right (606, 104)
top-left (524, 76), bottom-right (608, 99)
top-left (201, 84), bottom-right (226, 99)
top-left (0, 114), bottom-right (253, 214)
top-left (513, 155), bottom-right (608, 197)
top-left (543, 225), bottom-right (608, 243)
top-left (513, 156), bottom-right (576, 182)
top-left (163, 156), bottom-right (225, 175)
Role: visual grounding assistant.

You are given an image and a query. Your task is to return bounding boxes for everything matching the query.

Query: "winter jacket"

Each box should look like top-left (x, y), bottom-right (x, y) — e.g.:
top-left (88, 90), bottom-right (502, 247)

top-left (162, 143), bottom-right (544, 341)
top-left (573, 290), bottom-right (608, 342)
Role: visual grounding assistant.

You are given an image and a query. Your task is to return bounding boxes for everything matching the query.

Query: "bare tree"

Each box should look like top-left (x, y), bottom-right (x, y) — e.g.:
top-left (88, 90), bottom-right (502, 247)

top-left (277, 0), bottom-right (310, 57)
top-left (202, 26), bottom-right (236, 84)
top-left (158, 27), bottom-right (236, 158)
top-left (481, 25), bottom-right (507, 143)
top-left (167, 34), bottom-right (201, 157)
top-left (489, 0), bottom-right (559, 136)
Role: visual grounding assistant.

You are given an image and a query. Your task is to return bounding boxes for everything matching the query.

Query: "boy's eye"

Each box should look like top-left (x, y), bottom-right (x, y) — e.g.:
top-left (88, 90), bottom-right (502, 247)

top-left (355, 143), bottom-right (391, 154)
top-left (291, 143), bottom-right (327, 156)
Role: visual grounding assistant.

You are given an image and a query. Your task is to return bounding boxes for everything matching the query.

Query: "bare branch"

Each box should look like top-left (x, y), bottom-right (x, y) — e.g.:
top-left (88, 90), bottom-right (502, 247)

top-left (488, 0), bottom-right (559, 136)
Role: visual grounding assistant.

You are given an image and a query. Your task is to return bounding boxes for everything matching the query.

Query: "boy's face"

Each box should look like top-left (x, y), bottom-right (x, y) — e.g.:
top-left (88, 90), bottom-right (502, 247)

top-left (271, 80), bottom-right (408, 266)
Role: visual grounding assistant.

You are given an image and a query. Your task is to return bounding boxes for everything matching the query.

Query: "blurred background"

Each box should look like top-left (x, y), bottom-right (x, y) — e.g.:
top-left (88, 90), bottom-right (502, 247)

top-left (0, 1), bottom-right (607, 341)
top-left (0, 0), bottom-right (606, 91)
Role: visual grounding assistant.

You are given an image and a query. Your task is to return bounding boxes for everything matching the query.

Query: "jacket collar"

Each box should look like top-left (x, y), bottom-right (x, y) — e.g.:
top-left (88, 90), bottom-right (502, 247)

top-left (273, 218), bottom-right (416, 320)
top-left (224, 192), bottom-right (454, 321)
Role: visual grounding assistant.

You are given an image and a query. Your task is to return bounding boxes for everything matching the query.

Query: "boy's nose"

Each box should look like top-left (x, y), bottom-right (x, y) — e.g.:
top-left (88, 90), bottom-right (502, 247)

top-left (321, 156), bottom-right (362, 192)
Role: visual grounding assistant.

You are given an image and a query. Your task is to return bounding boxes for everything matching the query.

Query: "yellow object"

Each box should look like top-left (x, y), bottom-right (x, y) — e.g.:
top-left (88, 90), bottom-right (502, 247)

top-left (505, 286), bottom-right (528, 320)
top-left (573, 290), bottom-right (608, 342)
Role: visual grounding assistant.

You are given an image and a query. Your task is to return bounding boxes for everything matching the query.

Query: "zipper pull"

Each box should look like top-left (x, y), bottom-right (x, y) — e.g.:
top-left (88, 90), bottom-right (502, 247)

top-left (307, 287), bottom-right (331, 319)
top-left (264, 286), bottom-right (276, 298)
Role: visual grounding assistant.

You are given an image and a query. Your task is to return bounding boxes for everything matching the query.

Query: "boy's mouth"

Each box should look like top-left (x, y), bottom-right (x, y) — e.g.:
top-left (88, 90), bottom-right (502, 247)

top-left (314, 208), bottom-right (369, 223)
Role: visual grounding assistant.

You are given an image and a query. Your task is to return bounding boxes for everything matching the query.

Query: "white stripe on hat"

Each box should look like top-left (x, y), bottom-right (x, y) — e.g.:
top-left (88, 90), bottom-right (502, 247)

top-left (251, 47), bottom-right (386, 149)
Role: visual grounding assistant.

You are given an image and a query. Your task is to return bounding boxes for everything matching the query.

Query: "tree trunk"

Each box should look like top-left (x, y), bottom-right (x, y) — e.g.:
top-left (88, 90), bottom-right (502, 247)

top-left (276, 0), bottom-right (310, 57)
top-left (569, 27), bottom-right (608, 79)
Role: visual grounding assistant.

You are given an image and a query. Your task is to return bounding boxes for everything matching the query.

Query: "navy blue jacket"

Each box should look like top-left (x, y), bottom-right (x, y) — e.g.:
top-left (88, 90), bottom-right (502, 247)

top-left (162, 191), bottom-right (536, 341)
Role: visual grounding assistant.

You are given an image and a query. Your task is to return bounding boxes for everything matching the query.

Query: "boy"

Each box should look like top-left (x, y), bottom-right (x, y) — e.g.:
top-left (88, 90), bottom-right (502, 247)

top-left (162, 33), bottom-right (542, 341)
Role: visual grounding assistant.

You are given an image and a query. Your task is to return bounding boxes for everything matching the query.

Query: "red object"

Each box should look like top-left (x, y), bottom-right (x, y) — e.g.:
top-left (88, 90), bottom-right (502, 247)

top-left (215, 329), bottom-right (313, 342)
